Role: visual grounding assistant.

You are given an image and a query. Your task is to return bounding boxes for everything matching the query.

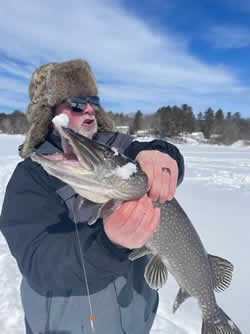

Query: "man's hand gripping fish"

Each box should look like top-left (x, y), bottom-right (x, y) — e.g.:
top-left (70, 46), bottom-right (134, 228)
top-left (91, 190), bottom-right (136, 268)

top-left (31, 127), bottom-right (242, 334)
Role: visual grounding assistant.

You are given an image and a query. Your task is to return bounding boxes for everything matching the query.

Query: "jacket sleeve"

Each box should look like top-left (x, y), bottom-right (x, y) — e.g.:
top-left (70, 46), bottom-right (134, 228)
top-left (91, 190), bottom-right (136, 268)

top-left (0, 162), bottom-right (132, 296)
top-left (124, 139), bottom-right (185, 186)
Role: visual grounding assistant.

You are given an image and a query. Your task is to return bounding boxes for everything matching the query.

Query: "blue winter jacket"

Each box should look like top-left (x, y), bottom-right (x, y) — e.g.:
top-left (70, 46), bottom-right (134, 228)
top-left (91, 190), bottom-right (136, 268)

top-left (0, 131), bottom-right (184, 334)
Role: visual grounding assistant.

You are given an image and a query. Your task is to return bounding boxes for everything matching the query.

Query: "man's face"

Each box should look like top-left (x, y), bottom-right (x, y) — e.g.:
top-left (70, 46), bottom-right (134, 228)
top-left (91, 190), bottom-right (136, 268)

top-left (55, 102), bottom-right (98, 138)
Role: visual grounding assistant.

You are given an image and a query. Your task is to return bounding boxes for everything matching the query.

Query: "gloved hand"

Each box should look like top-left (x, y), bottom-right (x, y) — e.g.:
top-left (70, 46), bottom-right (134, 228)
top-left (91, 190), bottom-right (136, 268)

top-left (104, 195), bottom-right (160, 249)
top-left (136, 150), bottom-right (178, 203)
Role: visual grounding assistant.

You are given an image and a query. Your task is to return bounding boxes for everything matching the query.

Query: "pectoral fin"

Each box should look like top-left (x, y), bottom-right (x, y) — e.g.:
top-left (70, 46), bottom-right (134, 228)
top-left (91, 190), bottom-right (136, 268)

top-left (144, 254), bottom-right (168, 290)
top-left (208, 254), bottom-right (233, 292)
top-left (88, 204), bottom-right (105, 225)
top-left (173, 287), bottom-right (190, 314)
top-left (73, 186), bottom-right (110, 203)
top-left (128, 246), bottom-right (152, 261)
top-left (88, 200), bottom-right (121, 226)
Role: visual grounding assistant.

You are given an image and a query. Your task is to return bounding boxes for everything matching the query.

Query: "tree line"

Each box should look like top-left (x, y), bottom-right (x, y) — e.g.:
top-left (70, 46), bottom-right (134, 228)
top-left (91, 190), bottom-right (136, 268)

top-left (108, 105), bottom-right (250, 145)
top-left (0, 110), bottom-right (29, 134)
top-left (1, 106), bottom-right (249, 145)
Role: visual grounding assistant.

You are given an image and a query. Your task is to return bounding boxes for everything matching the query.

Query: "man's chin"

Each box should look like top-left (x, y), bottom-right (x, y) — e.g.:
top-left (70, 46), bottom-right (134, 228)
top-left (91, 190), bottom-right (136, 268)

top-left (77, 123), bottom-right (98, 139)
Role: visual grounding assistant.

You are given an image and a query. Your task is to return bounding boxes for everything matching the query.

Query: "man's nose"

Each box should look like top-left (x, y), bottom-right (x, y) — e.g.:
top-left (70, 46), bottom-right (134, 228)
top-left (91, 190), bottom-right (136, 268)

top-left (83, 103), bottom-right (95, 114)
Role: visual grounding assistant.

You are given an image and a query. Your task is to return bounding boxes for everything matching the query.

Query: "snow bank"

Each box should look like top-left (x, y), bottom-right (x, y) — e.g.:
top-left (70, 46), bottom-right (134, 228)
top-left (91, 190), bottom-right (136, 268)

top-left (0, 134), bottom-right (249, 333)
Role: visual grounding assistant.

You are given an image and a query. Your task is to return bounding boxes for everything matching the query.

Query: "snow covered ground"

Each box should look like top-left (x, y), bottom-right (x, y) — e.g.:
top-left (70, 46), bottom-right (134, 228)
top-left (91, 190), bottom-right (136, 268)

top-left (0, 134), bottom-right (249, 334)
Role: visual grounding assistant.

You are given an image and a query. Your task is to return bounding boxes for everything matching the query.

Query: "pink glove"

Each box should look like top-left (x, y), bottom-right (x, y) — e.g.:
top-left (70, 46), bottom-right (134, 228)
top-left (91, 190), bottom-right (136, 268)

top-left (104, 195), bottom-right (160, 249)
top-left (136, 150), bottom-right (178, 203)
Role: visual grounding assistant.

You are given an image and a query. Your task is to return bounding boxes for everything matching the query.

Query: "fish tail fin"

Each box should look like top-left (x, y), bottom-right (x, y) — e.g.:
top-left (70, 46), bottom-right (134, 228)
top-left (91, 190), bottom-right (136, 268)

top-left (202, 307), bottom-right (241, 334)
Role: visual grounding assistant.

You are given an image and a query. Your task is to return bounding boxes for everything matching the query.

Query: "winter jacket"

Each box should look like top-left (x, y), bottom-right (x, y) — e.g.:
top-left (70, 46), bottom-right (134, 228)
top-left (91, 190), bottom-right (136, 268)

top-left (0, 131), bottom-right (184, 334)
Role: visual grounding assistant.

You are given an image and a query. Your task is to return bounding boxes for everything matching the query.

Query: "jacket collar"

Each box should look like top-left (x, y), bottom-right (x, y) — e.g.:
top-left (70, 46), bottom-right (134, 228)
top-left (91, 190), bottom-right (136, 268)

top-left (35, 133), bottom-right (63, 155)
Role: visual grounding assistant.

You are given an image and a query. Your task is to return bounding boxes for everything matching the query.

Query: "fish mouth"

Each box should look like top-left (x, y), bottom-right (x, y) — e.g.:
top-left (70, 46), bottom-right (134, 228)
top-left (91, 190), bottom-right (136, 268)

top-left (60, 127), bottom-right (106, 171)
top-left (31, 127), bottom-right (148, 203)
top-left (32, 127), bottom-right (104, 172)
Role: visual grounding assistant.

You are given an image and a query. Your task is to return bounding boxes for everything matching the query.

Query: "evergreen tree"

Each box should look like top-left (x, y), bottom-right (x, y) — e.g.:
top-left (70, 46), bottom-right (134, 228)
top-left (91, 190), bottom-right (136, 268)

top-left (203, 108), bottom-right (214, 139)
top-left (215, 109), bottom-right (224, 122)
top-left (197, 112), bottom-right (204, 132)
top-left (213, 109), bottom-right (224, 134)
top-left (0, 110), bottom-right (28, 134)
top-left (181, 104), bottom-right (195, 134)
top-left (133, 110), bottom-right (143, 132)
top-left (172, 105), bottom-right (182, 135)
top-left (156, 106), bottom-right (171, 136)
top-left (232, 112), bottom-right (241, 121)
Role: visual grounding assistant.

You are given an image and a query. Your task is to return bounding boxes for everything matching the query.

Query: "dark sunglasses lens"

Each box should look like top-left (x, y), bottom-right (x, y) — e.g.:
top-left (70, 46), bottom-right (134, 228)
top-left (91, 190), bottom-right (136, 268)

top-left (90, 96), bottom-right (100, 105)
top-left (92, 104), bottom-right (99, 112)
top-left (67, 97), bottom-right (100, 112)
top-left (71, 97), bottom-right (86, 104)
top-left (71, 107), bottom-right (85, 113)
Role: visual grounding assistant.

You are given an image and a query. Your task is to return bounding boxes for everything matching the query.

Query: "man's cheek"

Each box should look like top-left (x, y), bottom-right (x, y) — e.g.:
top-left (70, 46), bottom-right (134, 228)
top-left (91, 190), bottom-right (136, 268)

top-left (70, 119), bottom-right (81, 130)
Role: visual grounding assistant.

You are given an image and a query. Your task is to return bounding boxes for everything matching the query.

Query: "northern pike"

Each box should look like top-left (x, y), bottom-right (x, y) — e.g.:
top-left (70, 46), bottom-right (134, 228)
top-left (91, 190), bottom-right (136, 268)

top-left (31, 126), bottom-right (242, 334)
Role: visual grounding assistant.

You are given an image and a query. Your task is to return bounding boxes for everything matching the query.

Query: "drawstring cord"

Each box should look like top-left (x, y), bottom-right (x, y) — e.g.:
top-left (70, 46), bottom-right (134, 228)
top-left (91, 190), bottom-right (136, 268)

top-left (44, 293), bottom-right (52, 333)
top-left (71, 200), bottom-right (96, 333)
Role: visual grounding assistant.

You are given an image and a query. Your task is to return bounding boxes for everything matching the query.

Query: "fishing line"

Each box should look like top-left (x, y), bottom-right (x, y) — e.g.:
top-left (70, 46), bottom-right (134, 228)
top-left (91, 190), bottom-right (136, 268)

top-left (71, 201), bottom-right (96, 333)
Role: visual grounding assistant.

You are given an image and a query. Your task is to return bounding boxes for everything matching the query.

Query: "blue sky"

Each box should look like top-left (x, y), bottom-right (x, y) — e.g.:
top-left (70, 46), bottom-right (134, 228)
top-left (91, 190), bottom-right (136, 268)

top-left (0, 0), bottom-right (250, 118)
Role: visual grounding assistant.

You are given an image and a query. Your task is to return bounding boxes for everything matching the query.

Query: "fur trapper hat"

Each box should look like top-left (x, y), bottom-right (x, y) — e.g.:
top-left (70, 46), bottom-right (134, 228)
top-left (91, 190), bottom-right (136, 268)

top-left (19, 59), bottom-right (114, 159)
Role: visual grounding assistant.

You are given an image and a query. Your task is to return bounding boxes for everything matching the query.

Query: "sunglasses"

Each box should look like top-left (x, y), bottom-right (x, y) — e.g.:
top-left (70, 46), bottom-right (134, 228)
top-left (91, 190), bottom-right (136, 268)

top-left (64, 96), bottom-right (100, 112)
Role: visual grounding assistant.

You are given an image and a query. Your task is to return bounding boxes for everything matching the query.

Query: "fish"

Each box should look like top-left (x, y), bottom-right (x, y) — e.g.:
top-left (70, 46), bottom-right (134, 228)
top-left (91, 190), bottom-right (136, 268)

top-left (31, 127), bottom-right (242, 334)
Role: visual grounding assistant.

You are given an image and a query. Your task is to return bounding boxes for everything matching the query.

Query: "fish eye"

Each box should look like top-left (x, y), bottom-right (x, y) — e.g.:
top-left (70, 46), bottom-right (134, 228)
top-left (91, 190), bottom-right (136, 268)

top-left (104, 150), bottom-right (114, 159)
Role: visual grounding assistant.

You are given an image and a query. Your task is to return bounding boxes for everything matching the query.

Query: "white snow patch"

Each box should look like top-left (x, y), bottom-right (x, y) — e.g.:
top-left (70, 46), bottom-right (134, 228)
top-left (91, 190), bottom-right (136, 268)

top-left (111, 147), bottom-right (119, 156)
top-left (0, 134), bottom-right (249, 334)
top-left (132, 135), bottom-right (156, 142)
top-left (113, 162), bottom-right (137, 179)
top-left (231, 140), bottom-right (250, 147)
top-left (52, 114), bottom-right (69, 128)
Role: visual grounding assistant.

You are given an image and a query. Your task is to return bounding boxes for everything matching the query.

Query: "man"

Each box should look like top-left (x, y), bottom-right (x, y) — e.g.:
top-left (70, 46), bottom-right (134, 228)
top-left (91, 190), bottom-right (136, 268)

top-left (0, 59), bottom-right (184, 334)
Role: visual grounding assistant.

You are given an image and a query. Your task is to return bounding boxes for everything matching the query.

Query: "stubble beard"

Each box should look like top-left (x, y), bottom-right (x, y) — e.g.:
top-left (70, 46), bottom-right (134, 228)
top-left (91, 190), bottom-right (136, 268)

top-left (76, 121), bottom-right (98, 139)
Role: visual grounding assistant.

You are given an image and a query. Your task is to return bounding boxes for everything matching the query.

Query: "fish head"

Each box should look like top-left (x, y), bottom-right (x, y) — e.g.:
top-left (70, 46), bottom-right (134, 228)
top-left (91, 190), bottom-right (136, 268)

top-left (31, 127), bottom-right (148, 203)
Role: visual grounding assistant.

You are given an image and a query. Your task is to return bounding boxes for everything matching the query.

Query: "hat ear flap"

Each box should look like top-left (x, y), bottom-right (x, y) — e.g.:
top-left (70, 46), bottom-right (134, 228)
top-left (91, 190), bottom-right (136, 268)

top-left (96, 106), bottom-right (114, 132)
top-left (19, 104), bottom-right (53, 159)
top-left (19, 62), bottom-right (57, 158)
